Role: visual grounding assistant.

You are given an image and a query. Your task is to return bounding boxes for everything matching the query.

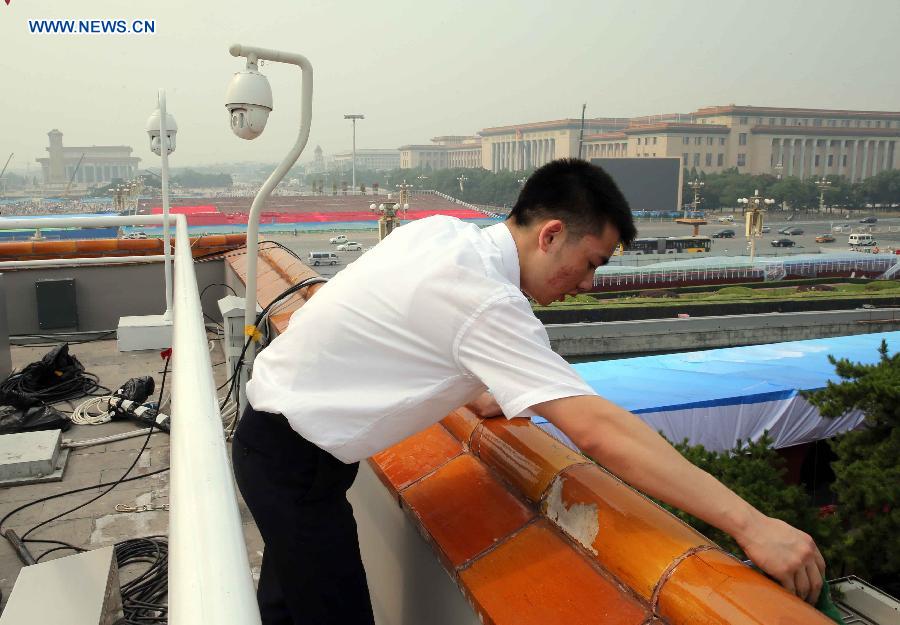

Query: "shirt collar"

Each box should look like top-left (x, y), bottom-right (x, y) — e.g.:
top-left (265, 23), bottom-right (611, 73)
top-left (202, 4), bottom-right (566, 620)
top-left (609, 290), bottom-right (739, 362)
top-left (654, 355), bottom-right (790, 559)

top-left (483, 222), bottom-right (521, 288)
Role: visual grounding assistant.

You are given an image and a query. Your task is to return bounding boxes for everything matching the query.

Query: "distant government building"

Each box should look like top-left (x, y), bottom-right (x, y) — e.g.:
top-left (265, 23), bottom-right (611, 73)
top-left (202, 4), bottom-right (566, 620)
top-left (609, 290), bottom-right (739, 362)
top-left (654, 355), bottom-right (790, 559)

top-left (37, 129), bottom-right (141, 189)
top-left (400, 105), bottom-right (900, 181)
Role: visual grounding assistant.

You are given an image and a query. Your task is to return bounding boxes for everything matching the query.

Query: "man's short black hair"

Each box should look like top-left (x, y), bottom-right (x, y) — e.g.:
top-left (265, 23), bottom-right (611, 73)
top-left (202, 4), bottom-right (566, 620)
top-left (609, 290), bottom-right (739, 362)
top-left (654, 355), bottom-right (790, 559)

top-left (508, 159), bottom-right (637, 245)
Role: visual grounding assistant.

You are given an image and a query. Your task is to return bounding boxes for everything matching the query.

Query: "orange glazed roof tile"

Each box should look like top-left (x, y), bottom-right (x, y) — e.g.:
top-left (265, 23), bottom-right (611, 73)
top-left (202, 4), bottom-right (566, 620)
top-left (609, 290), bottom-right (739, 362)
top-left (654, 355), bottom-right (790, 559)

top-left (0, 234), bottom-right (248, 262)
top-left (228, 244), bottom-right (837, 625)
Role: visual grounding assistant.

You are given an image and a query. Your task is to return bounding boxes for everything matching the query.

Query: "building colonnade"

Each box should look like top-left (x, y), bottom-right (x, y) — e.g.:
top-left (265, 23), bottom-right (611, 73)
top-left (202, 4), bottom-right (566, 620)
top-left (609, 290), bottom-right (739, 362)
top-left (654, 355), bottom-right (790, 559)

top-left (770, 137), bottom-right (896, 182)
top-left (490, 138), bottom-right (556, 172)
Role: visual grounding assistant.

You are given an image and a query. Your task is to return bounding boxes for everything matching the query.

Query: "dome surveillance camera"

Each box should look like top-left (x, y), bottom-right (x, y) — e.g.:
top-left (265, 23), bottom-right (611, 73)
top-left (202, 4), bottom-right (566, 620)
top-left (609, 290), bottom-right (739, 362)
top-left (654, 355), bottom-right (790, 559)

top-left (225, 67), bottom-right (273, 140)
top-left (145, 110), bottom-right (178, 156)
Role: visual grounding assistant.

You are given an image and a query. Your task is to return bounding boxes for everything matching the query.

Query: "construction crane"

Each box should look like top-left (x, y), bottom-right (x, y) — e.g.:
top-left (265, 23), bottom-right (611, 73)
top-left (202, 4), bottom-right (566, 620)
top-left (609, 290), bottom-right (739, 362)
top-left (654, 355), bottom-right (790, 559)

top-left (0, 153), bottom-right (12, 196)
top-left (63, 152), bottom-right (86, 198)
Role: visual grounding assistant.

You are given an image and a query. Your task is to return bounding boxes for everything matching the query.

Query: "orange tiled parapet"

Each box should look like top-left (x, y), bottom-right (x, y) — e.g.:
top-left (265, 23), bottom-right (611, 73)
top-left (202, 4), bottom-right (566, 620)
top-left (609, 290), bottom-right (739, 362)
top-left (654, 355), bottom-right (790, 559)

top-left (656, 548), bottom-right (833, 624)
top-left (224, 241), bottom-right (322, 335)
top-left (370, 423), bottom-right (463, 499)
top-left (472, 415), bottom-right (590, 504)
top-left (460, 520), bottom-right (649, 625)
top-left (229, 243), bottom-right (836, 625)
top-left (0, 234), bottom-right (247, 261)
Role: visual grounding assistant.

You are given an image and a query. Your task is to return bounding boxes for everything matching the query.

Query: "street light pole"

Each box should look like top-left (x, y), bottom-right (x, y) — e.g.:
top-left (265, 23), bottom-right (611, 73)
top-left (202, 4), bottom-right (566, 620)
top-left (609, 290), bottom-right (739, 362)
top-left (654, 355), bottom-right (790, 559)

top-left (687, 178), bottom-right (704, 218)
top-left (737, 189), bottom-right (775, 262)
top-left (344, 114), bottom-right (364, 192)
top-left (816, 177), bottom-right (832, 214)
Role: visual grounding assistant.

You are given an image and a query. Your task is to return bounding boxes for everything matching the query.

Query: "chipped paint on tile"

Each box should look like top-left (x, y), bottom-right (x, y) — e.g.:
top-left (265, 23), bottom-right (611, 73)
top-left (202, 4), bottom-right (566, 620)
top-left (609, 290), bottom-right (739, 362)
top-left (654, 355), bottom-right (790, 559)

top-left (543, 476), bottom-right (600, 555)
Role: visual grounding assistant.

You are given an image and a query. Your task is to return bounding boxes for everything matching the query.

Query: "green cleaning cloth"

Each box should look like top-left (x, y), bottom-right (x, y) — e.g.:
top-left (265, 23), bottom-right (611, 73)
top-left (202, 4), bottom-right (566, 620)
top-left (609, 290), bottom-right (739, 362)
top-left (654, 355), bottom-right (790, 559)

top-left (746, 562), bottom-right (842, 623)
top-left (816, 579), bottom-right (843, 624)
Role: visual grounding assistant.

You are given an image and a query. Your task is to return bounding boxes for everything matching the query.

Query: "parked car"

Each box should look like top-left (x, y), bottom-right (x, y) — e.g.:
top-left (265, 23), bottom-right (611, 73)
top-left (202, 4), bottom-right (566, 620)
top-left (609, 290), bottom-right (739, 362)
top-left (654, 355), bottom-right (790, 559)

top-left (761, 226), bottom-right (771, 233)
top-left (815, 234), bottom-right (836, 243)
top-left (329, 234), bottom-right (348, 244)
top-left (717, 215), bottom-right (735, 224)
top-left (832, 223), bottom-right (850, 232)
top-left (771, 238), bottom-right (796, 247)
top-left (778, 226), bottom-right (793, 235)
top-left (337, 241), bottom-right (362, 251)
top-left (308, 251), bottom-right (339, 266)
top-left (859, 216), bottom-right (878, 224)
top-left (712, 229), bottom-right (735, 238)
top-left (786, 228), bottom-right (804, 236)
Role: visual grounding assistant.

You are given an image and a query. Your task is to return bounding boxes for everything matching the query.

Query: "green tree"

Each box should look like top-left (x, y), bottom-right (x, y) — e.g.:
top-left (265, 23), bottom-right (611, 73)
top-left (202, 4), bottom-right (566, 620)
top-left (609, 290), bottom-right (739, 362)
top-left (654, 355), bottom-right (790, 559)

top-left (803, 340), bottom-right (900, 583)
top-left (655, 434), bottom-right (839, 562)
top-left (171, 169), bottom-right (233, 188)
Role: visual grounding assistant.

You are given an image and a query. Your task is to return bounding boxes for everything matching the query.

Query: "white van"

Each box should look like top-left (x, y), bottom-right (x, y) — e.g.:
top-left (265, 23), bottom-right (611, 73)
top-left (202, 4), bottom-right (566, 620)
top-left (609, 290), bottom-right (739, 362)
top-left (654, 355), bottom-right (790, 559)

top-left (308, 251), bottom-right (339, 266)
top-left (848, 233), bottom-right (876, 247)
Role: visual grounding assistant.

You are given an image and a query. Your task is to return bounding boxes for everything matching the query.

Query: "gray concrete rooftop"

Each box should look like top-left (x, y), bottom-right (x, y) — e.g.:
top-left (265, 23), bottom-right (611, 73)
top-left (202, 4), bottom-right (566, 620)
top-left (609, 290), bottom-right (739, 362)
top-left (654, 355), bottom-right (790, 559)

top-left (0, 338), bottom-right (263, 610)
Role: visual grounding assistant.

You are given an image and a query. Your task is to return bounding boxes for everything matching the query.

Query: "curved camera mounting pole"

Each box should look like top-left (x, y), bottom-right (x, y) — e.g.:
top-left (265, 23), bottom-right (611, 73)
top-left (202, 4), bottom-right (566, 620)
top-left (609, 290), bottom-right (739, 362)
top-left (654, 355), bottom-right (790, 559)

top-left (227, 44), bottom-right (313, 412)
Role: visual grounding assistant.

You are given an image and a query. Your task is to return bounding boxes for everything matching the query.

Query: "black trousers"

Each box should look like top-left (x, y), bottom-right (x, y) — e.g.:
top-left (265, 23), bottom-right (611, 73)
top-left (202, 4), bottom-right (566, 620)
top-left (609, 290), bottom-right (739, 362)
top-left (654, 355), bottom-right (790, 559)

top-left (232, 405), bottom-right (375, 625)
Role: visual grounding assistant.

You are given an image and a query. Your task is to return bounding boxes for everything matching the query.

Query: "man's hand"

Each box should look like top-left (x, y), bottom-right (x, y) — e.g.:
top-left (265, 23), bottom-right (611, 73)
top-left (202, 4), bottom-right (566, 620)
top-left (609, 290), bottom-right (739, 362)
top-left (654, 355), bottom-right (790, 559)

top-left (737, 514), bottom-right (826, 604)
top-left (465, 392), bottom-right (503, 418)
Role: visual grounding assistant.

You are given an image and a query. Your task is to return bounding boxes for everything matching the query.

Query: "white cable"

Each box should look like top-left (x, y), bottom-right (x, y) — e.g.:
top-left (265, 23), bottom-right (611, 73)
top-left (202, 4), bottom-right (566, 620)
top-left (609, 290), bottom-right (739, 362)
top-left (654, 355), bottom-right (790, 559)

top-left (63, 428), bottom-right (156, 449)
top-left (70, 395), bottom-right (114, 425)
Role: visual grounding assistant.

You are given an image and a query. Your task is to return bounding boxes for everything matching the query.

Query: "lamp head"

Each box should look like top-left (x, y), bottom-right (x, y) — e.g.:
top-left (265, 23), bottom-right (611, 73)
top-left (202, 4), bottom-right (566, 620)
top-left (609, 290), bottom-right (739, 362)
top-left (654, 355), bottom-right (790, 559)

top-left (225, 61), bottom-right (273, 140)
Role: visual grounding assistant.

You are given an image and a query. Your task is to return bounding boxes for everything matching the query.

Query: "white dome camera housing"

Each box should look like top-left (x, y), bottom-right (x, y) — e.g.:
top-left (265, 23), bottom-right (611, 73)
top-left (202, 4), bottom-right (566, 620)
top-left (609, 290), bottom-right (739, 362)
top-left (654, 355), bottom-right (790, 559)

top-left (225, 65), bottom-right (273, 140)
top-left (145, 110), bottom-right (178, 156)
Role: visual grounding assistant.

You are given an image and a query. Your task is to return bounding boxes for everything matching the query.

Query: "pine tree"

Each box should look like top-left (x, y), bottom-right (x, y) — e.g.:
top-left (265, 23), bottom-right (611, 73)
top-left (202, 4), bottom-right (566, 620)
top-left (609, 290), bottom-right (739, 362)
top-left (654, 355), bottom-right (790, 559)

top-left (803, 339), bottom-right (900, 584)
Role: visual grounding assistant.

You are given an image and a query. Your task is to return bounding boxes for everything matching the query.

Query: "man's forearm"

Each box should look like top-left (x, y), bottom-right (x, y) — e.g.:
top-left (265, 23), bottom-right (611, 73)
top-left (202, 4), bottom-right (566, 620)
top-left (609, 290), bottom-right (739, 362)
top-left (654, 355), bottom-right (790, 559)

top-left (549, 396), bottom-right (761, 545)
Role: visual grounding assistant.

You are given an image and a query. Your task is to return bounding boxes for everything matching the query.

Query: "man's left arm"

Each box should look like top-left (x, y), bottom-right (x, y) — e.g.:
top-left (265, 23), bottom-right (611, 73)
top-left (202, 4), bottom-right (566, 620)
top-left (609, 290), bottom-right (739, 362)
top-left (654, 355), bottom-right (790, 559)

top-left (533, 394), bottom-right (826, 605)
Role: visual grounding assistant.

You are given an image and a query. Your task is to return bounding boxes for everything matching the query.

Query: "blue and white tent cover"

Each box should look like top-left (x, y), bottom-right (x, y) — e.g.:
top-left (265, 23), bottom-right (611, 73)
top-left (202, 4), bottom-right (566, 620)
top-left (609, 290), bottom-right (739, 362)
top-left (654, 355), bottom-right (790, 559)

top-left (534, 331), bottom-right (898, 453)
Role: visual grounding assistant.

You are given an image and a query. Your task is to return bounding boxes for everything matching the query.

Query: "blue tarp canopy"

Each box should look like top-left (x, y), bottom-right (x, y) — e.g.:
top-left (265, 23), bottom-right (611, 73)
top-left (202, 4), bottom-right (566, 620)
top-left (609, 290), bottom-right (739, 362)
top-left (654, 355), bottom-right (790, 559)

top-left (535, 331), bottom-right (897, 451)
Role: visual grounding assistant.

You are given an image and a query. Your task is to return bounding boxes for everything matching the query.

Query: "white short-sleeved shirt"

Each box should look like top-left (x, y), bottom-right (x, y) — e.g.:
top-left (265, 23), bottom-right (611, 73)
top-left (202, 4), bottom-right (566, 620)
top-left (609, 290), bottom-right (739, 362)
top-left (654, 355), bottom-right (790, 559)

top-left (246, 216), bottom-right (597, 462)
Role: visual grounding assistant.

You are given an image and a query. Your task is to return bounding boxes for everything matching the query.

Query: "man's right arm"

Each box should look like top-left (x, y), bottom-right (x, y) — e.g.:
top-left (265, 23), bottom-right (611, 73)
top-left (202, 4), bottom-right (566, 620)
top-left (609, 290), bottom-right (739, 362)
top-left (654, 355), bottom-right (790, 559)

top-left (533, 394), bottom-right (826, 604)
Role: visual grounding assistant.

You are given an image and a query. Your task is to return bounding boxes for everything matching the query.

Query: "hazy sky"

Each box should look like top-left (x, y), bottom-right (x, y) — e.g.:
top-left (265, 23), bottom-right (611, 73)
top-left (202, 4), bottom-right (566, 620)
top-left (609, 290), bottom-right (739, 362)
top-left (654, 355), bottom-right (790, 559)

top-left (2, 0), bottom-right (899, 171)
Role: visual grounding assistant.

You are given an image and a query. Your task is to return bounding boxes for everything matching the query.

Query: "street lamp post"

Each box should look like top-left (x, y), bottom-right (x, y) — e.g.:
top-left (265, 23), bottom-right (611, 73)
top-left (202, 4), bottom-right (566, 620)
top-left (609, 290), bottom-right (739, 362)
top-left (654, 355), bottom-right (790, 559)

top-left (737, 189), bottom-right (775, 262)
top-left (457, 174), bottom-right (468, 194)
top-left (396, 180), bottom-right (413, 210)
top-left (344, 114), bottom-right (364, 192)
top-left (687, 178), bottom-right (704, 218)
top-left (370, 199), bottom-right (406, 240)
top-left (816, 177), bottom-right (832, 214)
top-left (416, 174), bottom-right (428, 189)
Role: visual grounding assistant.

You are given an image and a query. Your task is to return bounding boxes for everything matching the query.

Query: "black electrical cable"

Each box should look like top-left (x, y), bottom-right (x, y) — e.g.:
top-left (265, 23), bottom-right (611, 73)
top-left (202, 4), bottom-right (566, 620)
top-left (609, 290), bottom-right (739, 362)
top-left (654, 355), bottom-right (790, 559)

top-left (0, 467), bottom-right (170, 536)
top-left (18, 356), bottom-right (169, 542)
top-left (11, 330), bottom-right (117, 346)
top-left (258, 239), bottom-right (304, 262)
top-left (199, 282), bottom-right (237, 300)
top-left (116, 536), bottom-right (168, 624)
top-left (34, 545), bottom-right (81, 562)
top-left (218, 277), bottom-right (327, 412)
top-left (0, 362), bottom-right (112, 406)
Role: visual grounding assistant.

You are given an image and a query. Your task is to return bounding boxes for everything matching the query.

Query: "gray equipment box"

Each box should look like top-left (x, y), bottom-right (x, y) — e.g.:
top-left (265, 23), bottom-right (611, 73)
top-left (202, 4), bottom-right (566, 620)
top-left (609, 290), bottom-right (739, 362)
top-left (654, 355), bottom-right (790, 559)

top-left (36, 278), bottom-right (78, 330)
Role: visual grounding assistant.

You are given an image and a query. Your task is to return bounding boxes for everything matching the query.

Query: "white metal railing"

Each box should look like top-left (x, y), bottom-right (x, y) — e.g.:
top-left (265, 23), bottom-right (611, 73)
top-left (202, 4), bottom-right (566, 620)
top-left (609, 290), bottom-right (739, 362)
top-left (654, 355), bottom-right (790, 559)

top-left (0, 213), bottom-right (259, 624)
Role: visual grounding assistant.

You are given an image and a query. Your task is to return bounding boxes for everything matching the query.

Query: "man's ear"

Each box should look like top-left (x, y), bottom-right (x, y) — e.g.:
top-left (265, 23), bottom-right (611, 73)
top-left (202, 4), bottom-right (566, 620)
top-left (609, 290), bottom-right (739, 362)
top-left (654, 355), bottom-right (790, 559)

top-left (537, 219), bottom-right (564, 253)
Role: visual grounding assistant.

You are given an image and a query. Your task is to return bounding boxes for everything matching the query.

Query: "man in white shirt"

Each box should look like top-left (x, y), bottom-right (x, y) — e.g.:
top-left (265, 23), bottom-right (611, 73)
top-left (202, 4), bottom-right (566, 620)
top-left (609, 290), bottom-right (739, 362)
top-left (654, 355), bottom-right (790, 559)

top-left (233, 159), bottom-right (825, 625)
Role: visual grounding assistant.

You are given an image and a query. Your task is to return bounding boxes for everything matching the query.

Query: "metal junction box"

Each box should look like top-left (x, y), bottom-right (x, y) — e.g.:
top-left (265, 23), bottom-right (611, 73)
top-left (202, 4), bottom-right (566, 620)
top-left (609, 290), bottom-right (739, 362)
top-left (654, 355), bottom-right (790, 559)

top-left (35, 278), bottom-right (78, 330)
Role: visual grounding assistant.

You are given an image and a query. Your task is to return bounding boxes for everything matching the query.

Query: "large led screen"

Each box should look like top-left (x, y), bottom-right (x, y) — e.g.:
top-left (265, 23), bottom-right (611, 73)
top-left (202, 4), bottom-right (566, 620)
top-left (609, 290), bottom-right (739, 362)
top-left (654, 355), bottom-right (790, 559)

top-left (591, 157), bottom-right (681, 212)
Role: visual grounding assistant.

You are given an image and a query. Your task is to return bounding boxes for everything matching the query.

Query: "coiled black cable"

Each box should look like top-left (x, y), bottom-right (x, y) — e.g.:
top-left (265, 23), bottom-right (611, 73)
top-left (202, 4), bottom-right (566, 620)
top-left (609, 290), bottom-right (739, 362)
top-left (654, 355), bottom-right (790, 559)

top-left (0, 355), bottom-right (111, 407)
top-left (116, 536), bottom-right (169, 624)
